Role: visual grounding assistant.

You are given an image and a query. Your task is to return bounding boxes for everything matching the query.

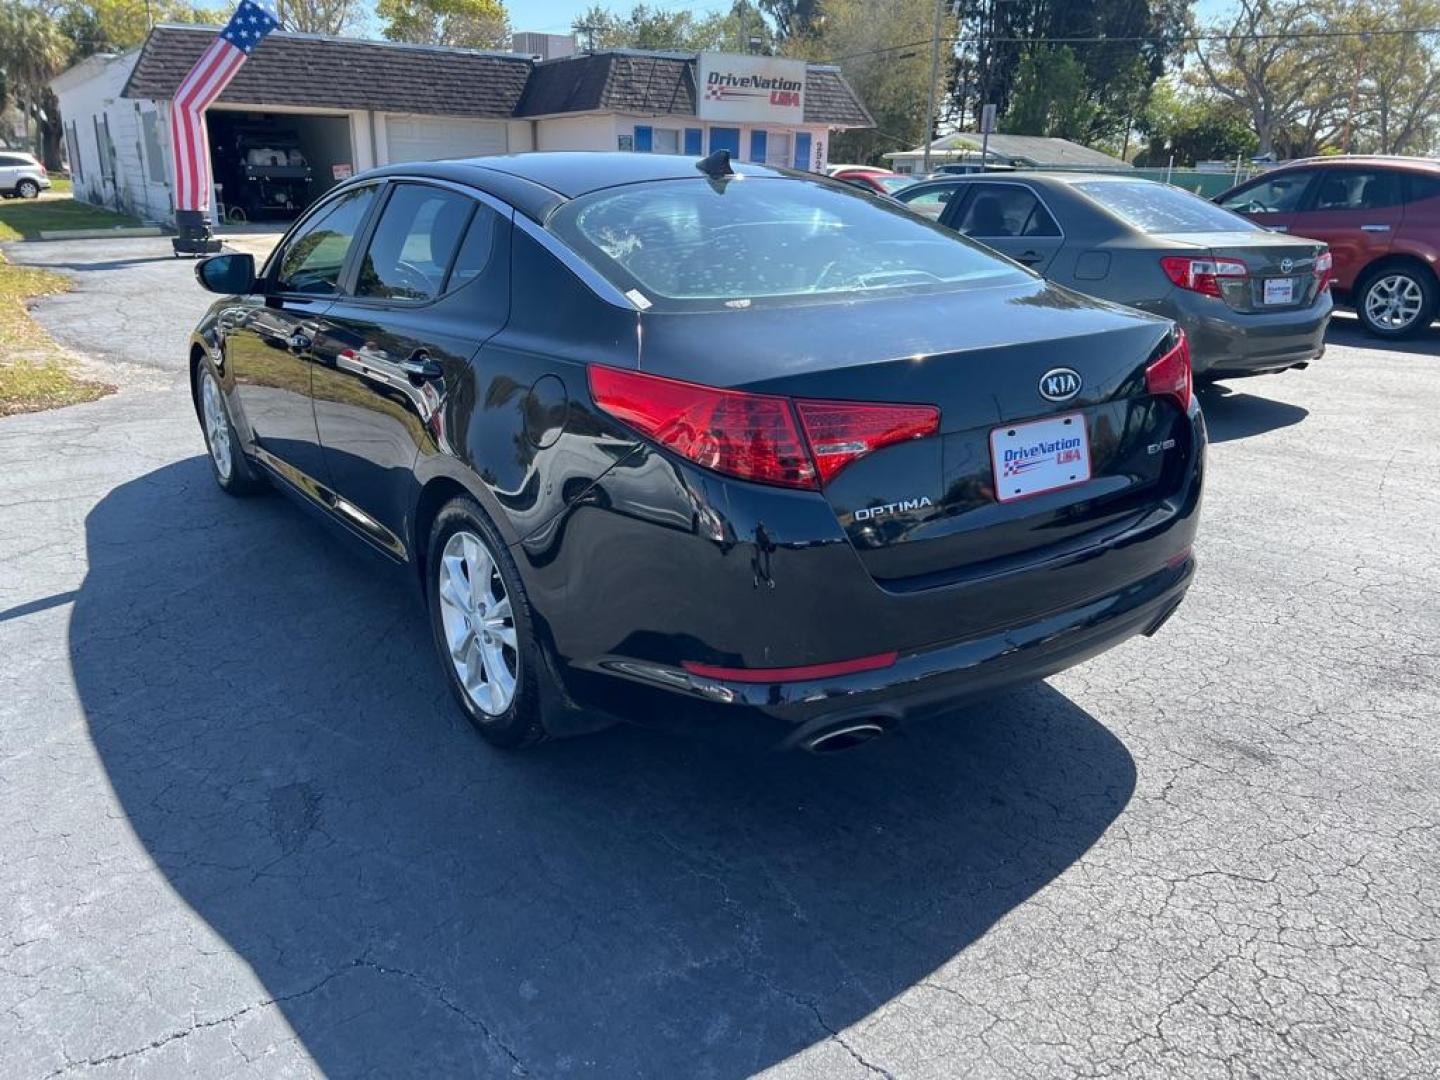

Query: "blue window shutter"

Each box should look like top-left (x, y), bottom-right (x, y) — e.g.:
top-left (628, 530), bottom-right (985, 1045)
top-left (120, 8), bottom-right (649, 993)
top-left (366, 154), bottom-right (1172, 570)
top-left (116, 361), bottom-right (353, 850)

top-left (794, 132), bottom-right (812, 171)
top-left (633, 125), bottom-right (653, 153)
top-left (684, 128), bottom-right (702, 155)
top-left (749, 130), bottom-right (767, 163)
top-left (709, 127), bottom-right (740, 157)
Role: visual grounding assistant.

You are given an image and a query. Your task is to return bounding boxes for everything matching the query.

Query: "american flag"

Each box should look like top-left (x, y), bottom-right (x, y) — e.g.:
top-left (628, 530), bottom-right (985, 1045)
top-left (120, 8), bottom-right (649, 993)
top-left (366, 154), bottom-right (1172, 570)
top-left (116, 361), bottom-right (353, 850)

top-left (169, 0), bottom-right (280, 212)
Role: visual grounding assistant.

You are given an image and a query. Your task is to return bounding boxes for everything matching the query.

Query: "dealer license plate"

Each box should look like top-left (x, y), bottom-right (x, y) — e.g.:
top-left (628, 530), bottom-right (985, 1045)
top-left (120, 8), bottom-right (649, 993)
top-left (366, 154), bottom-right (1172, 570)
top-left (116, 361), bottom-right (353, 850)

top-left (991, 413), bottom-right (1092, 503)
top-left (1263, 277), bottom-right (1295, 305)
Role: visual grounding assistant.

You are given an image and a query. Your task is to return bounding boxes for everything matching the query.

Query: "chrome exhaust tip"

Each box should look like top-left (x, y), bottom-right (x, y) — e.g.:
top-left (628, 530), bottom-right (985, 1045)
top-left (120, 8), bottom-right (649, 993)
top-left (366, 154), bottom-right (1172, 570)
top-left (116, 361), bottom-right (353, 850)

top-left (803, 720), bottom-right (887, 754)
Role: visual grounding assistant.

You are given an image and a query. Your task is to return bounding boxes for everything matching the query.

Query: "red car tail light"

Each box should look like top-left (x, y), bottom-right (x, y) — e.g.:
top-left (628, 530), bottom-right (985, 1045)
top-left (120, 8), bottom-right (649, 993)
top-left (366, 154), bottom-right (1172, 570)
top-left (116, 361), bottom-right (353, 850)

top-left (588, 366), bottom-right (943, 489)
top-left (588, 366), bottom-right (818, 488)
top-left (794, 400), bottom-right (940, 485)
top-left (1314, 250), bottom-right (1333, 291)
top-left (1160, 255), bottom-right (1248, 297)
top-left (1146, 331), bottom-right (1192, 412)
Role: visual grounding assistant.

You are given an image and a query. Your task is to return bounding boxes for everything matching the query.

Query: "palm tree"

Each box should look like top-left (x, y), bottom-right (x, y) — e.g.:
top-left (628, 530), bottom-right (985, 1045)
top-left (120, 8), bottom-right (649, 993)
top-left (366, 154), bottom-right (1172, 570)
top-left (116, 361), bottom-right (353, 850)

top-left (0, 2), bottom-right (68, 160)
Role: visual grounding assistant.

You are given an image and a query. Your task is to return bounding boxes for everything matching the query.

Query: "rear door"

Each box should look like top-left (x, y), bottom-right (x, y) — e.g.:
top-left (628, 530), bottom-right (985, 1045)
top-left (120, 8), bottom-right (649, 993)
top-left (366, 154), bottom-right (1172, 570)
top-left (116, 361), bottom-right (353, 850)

top-left (309, 181), bottom-right (511, 553)
top-left (942, 181), bottom-right (1064, 273)
top-left (1285, 168), bottom-right (1403, 291)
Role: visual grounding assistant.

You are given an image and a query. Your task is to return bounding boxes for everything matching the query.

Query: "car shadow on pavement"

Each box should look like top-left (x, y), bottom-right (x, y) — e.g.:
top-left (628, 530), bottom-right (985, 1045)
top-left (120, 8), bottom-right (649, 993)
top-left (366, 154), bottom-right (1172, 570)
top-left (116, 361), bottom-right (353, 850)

top-left (1197, 383), bottom-right (1309, 443)
top-left (69, 459), bottom-right (1137, 1078)
top-left (1324, 313), bottom-right (1440, 357)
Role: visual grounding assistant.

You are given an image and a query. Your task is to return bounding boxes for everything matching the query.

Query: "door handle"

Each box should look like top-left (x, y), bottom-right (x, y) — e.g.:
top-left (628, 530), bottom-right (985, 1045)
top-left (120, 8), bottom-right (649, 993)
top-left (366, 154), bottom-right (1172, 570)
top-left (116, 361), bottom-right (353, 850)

top-left (1361, 224), bottom-right (1391, 233)
top-left (398, 350), bottom-right (443, 380)
top-left (287, 331), bottom-right (312, 353)
top-left (1016, 250), bottom-right (1044, 266)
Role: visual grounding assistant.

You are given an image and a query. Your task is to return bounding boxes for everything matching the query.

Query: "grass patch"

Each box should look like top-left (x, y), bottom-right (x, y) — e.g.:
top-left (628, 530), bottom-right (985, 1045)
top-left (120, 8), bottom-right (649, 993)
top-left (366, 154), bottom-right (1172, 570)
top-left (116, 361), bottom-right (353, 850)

top-left (0, 253), bottom-right (114, 416)
top-left (49, 176), bottom-right (74, 194)
top-left (0, 195), bottom-right (139, 242)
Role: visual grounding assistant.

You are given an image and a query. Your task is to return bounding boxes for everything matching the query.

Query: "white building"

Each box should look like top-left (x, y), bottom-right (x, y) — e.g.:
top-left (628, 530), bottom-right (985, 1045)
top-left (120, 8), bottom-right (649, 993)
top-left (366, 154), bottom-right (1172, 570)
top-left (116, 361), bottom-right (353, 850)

top-left (49, 25), bottom-right (872, 225)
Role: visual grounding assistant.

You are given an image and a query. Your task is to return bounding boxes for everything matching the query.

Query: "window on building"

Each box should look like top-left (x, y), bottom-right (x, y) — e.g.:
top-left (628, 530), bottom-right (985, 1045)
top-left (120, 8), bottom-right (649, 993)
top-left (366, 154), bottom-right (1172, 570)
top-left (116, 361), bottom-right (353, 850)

top-left (93, 116), bottom-right (114, 180)
top-left (355, 184), bottom-right (473, 301)
top-left (141, 112), bottom-right (166, 184)
top-left (765, 132), bottom-right (792, 168)
top-left (652, 128), bottom-right (680, 155)
top-left (65, 123), bottom-right (82, 184)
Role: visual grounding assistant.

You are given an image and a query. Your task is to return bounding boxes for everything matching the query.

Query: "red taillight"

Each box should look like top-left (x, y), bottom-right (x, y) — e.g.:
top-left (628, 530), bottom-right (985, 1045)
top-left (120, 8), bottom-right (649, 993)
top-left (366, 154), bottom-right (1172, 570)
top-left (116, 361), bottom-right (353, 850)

top-left (588, 366), bottom-right (816, 488)
top-left (1160, 255), bottom-right (1248, 297)
top-left (794, 400), bottom-right (940, 485)
top-left (1145, 331), bottom-right (1192, 412)
top-left (588, 366), bottom-right (940, 489)
top-left (1314, 250), bottom-right (1333, 291)
top-left (39, 165), bottom-right (48, 178)
top-left (682, 651), bottom-right (898, 684)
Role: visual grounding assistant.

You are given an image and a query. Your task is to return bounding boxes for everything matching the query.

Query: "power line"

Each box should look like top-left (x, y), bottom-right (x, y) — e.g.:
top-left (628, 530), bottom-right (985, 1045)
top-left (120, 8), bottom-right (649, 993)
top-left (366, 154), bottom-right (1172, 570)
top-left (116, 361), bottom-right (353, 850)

top-left (823, 25), bottom-right (1440, 65)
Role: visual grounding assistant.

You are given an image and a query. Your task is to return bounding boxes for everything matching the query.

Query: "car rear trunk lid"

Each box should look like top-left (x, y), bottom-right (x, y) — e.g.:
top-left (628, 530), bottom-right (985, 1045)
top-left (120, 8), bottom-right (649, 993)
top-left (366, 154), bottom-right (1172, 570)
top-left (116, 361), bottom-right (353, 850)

top-left (1161, 230), bottom-right (1327, 313)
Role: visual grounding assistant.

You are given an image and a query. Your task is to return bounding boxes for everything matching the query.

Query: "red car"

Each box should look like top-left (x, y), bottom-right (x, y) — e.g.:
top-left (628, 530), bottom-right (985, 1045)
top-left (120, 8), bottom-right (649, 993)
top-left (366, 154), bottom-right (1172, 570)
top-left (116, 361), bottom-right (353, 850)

top-left (1217, 156), bottom-right (1440, 338)
top-left (830, 168), bottom-right (916, 198)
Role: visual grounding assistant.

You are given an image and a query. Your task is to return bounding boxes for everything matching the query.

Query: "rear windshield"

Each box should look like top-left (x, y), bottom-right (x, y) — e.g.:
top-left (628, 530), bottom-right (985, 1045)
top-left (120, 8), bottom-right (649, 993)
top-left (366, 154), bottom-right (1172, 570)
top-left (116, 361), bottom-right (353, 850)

top-left (548, 176), bottom-right (1027, 310)
top-left (1073, 180), bottom-right (1260, 234)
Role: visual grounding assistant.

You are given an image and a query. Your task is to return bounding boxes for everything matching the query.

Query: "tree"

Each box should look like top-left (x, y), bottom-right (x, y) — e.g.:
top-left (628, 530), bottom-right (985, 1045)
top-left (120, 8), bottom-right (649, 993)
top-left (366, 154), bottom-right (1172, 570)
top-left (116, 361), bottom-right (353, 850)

top-left (1325, 0), bottom-right (1440, 154)
top-left (758, 0), bottom-right (821, 40)
top-left (950, 0), bottom-right (1189, 142)
top-left (1003, 46), bottom-right (1096, 140)
top-left (787, 0), bottom-right (945, 164)
top-left (378, 0), bottom-right (510, 48)
top-left (1191, 0), bottom-right (1340, 158)
top-left (277, 0), bottom-right (366, 35)
top-left (0, 1), bottom-right (67, 162)
top-left (572, 2), bottom-right (773, 53)
top-left (1133, 78), bottom-right (1259, 165)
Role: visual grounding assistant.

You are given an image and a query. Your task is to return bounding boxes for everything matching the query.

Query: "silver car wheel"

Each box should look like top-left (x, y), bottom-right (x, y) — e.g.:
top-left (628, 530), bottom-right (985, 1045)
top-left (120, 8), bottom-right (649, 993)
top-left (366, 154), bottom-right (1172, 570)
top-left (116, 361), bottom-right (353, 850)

top-left (17, 180), bottom-right (39, 199)
top-left (1364, 273), bottom-right (1425, 331)
top-left (200, 370), bottom-right (233, 481)
top-left (437, 529), bottom-right (519, 716)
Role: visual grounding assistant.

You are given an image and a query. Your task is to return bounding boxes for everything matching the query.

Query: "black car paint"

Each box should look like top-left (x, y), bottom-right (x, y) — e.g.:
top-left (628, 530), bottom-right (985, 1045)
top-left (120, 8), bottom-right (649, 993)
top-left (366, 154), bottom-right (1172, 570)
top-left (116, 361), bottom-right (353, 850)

top-left (191, 154), bottom-right (1204, 747)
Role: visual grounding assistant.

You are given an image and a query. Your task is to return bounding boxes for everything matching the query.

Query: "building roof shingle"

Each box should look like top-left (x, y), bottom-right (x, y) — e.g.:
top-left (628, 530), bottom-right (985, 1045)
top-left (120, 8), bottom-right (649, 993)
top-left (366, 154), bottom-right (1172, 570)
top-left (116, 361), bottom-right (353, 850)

top-left (123, 25), bottom-right (533, 118)
top-left (122, 28), bottom-right (872, 129)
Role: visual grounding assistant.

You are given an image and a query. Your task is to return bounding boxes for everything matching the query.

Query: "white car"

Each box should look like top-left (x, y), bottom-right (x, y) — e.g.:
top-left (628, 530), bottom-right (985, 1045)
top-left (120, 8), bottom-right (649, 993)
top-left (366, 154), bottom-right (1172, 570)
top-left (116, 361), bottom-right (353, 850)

top-left (0, 151), bottom-right (52, 199)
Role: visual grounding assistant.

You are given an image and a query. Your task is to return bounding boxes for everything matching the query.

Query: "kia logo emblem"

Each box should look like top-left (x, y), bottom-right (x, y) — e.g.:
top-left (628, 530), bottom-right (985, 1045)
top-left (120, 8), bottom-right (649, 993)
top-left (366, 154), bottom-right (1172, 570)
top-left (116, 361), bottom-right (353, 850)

top-left (1280, 258), bottom-right (1294, 273)
top-left (1038, 367), bottom-right (1082, 402)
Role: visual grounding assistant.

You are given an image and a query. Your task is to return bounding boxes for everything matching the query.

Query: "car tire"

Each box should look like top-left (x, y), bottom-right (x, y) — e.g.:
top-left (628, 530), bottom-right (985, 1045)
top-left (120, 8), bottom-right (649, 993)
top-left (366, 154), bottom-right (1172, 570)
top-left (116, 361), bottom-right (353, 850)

top-left (196, 359), bottom-right (266, 495)
top-left (16, 179), bottom-right (40, 199)
top-left (1355, 264), bottom-right (1437, 339)
top-left (426, 495), bottom-right (547, 750)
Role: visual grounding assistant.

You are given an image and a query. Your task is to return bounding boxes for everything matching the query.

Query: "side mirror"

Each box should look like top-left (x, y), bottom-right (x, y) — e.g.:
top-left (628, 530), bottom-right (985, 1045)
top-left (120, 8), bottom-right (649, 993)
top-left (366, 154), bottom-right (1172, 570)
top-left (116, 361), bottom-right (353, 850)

top-left (195, 253), bottom-right (257, 295)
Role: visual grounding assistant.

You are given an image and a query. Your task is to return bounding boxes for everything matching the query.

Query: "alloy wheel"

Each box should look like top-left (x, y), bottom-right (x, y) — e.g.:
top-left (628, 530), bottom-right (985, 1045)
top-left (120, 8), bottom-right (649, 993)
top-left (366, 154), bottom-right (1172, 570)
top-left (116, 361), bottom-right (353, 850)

top-left (17, 180), bottom-right (38, 199)
top-left (437, 530), bottom-right (519, 716)
top-left (1364, 274), bottom-right (1425, 331)
top-left (200, 370), bottom-right (233, 481)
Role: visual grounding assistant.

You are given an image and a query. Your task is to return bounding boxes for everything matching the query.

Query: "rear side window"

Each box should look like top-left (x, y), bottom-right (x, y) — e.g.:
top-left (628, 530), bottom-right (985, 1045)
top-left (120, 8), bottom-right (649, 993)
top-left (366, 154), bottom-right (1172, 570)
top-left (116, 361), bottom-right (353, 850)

top-left (1219, 173), bottom-right (1313, 215)
top-left (1407, 175), bottom-right (1440, 203)
top-left (0, 154), bottom-right (28, 167)
top-left (446, 204), bottom-right (501, 290)
top-left (275, 185), bottom-right (379, 295)
top-left (1311, 170), bottom-right (1404, 211)
top-left (1076, 180), bottom-right (1258, 233)
top-left (955, 185), bottom-right (1060, 237)
top-left (551, 177), bottom-right (1027, 310)
top-left (355, 184), bottom-right (473, 301)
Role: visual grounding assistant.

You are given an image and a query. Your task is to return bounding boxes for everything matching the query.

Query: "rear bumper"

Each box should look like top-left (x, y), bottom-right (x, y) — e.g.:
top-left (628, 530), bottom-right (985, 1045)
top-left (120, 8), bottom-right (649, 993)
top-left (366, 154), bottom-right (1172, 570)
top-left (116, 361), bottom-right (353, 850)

top-left (1160, 290), bottom-right (1332, 377)
top-left (562, 554), bottom-right (1194, 749)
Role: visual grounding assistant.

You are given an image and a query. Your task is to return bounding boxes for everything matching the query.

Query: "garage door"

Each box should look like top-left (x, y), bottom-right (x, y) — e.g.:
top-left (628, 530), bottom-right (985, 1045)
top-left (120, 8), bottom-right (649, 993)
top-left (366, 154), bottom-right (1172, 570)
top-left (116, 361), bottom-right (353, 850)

top-left (385, 116), bottom-right (508, 163)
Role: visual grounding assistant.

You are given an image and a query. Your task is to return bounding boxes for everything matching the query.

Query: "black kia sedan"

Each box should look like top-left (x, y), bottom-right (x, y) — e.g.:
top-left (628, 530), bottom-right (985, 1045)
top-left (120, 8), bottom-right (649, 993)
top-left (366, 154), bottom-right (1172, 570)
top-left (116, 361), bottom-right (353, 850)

top-left (188, 152), bottom-right (1204, 752)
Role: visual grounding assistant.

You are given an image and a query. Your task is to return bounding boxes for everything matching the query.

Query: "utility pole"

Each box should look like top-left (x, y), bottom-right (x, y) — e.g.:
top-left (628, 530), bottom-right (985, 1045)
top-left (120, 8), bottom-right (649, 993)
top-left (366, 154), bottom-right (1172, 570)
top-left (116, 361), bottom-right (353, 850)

top-left (922, 0), bottom-right (944, 174)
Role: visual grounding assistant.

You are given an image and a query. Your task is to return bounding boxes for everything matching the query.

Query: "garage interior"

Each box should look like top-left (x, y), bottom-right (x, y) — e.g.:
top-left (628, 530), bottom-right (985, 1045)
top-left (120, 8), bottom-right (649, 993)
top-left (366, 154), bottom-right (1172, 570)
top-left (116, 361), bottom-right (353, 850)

top-left (206, 109), bottom-right (352, 223)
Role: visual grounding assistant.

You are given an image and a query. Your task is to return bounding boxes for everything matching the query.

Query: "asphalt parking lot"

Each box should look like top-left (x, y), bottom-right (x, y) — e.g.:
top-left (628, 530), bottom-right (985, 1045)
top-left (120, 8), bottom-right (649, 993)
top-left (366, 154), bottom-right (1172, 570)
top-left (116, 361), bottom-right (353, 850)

top-left (2, 237), bottom-right (1437, 1079)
